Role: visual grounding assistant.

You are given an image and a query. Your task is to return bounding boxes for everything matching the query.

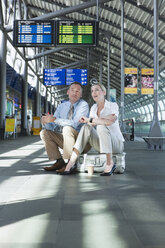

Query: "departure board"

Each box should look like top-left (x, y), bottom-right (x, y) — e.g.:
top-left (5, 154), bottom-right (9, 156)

top-left (56, 20), bottom-right (98, 46)
top-left (43, 69), bottom-right (66, 86)
top-left (13, 20), bottom-right (54, 47)
top-left (66, 69), bottom-right (88, 85)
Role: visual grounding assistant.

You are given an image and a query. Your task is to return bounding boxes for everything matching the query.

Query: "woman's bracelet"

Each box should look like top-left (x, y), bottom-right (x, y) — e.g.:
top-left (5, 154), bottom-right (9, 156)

top-left (89, 117), bottom-right (93, 123)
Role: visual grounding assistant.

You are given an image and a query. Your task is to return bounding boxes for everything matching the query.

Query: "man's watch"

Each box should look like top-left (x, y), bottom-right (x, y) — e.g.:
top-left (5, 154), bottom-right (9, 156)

top-left (89, 118), bottom-right (93, 123)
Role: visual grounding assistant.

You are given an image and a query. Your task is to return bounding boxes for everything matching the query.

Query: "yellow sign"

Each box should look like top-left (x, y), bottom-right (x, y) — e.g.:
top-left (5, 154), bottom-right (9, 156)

top-left (125, 68), bottom-right (138, 74)
top-left (141, 88), bottom-right (154, 95)
top-left (5, 119), bottom-right (15, 132)
top-left (141, 68), bottom-right (154, 75)
top-left (124, 88), bottom-right (138, 94)
top-left (32, 116), bottom-right (41, 135)
top-left (141, 68), bottom-right (154, 95)
top-left (33, 116), bottom-right (41, 129)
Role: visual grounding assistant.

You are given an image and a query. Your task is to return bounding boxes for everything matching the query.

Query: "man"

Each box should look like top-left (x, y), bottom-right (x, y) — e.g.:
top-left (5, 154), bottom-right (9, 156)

top-left (40, 82), bottom-right (89, 172)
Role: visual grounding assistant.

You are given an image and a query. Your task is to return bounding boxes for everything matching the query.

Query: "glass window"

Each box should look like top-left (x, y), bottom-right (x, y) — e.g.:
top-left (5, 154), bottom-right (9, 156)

top-left (158, 111), bottom-right (162, 120)
top-left (148, 104), bottom-right (153, 113)
top-left (146, 113), bottom-right (152, 122)
top-left (158, 101), bottom-right (164, 110)
top-left (161, 111), bottom-right (165, 120)
top-left (144, 105), bottom-right (150, 114)
top-left (139, 106), bottom-right (145, 114)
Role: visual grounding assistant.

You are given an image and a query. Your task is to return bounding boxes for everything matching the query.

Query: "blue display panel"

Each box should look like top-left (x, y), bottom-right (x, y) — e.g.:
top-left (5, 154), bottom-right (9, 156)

top-left (66, 69), bottom-right (88, 85)
top-left (13, 20), bottom-right (54, 47)
top-left (43, 69), bottom-right (66, 86)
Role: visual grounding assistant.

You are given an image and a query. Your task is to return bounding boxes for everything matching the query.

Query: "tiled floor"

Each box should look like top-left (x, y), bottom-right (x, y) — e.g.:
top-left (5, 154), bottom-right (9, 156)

top-left (0, 135), bottom-right (165, 248)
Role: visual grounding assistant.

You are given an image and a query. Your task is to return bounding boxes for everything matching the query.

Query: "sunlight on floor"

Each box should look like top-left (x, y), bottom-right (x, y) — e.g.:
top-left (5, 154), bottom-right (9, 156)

top-left (82, 200), bottom-right (128, 248)
top-left (0, 159), bottom-right (21, 167)
top-left (0, 214), bottom-right (55, 244)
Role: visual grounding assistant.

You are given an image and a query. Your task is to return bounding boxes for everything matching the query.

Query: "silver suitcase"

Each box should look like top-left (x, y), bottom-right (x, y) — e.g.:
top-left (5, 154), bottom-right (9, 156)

top-left (76, 149), bottom-right (126, 174)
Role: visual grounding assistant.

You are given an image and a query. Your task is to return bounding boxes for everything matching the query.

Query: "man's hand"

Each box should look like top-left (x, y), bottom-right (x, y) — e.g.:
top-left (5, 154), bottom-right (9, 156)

top-left (41, 114), bottom-right (56, 124)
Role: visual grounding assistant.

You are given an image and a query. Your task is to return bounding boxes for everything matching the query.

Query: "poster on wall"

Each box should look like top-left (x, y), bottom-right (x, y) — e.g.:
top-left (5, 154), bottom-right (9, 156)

top-left (141, 68), bottom-right (154, 95)
top-left (124, 68), bottom-right (138, 94)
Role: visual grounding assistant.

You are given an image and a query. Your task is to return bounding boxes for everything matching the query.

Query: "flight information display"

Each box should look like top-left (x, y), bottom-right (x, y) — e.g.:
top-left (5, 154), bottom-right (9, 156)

top-left (56, 20), bottom-right (98, 46)
top-left (66, 69), bottom-right (88, 85)
top-left (43, 69), bottom-right (66, 86)
top-left (13, 20), bottom-right (54, 47)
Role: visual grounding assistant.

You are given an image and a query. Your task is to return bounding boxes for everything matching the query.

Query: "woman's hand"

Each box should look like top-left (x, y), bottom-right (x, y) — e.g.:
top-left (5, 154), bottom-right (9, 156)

top-left (79, 116), bottom-right (96, 126)
top-left (41, 114), bottom-right (56, 124)
top-left (79, 116), bottom-right (89, 123)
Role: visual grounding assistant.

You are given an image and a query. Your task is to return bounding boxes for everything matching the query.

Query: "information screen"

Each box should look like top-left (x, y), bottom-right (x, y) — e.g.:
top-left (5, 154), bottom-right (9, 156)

top-left (56, 20), bottom-right (98, 46)
top-left (66, 69), bottom-right (88, 85)
top-left (13, 20), bottom-right (54, 47)
top-left (43, 69), bottom-right (66, 86)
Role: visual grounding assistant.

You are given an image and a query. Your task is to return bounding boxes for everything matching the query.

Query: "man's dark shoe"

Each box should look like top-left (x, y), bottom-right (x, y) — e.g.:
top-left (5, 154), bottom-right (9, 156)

top-left (56, 165), bottom-right (66, 174)
top-left (44, 159), bottom-right (66, 171)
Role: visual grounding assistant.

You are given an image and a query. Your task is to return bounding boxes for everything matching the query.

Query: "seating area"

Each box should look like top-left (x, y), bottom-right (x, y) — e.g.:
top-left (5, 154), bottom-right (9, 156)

top-left (142, 136), bottom-right (165, 150)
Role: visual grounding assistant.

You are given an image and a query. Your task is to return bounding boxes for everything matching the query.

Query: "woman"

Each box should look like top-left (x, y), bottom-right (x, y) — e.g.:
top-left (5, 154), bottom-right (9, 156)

top-left (60, 83), bottom-right (124, 176)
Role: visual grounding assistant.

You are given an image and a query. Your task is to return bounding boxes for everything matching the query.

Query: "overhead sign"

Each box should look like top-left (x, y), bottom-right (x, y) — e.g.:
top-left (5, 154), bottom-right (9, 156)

top-left (56, 20), bottom-right (98, 46)
top-left (43, 69), bottom-right (66, 86)
top-left (66, 69), bottom-right (88, 85)
top-left (13, 20), bottom-right (99, 47)
top-left (13, 20), bottom-right (54, 47)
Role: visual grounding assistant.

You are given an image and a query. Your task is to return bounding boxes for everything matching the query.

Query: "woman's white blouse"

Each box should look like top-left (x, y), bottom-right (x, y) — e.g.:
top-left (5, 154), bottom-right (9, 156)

top-left (90, 99), bottom-right (124, 142)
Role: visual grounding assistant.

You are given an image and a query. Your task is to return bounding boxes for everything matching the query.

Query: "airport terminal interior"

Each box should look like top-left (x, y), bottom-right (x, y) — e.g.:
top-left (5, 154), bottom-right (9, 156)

top-left (0, 0), bottom-right (165, 247)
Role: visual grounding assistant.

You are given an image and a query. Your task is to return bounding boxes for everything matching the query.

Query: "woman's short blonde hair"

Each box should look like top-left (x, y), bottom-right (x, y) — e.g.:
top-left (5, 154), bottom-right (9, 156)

top-left (91, 83), bottom-right (106, 94)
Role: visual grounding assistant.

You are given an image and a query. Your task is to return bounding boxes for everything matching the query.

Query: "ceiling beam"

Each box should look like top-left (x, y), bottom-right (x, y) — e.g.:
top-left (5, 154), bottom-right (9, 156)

top-left (31, 0), bottom-right (111, 21)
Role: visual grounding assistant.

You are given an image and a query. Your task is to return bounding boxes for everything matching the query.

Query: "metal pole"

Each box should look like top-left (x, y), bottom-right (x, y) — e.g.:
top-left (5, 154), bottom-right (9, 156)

top-left (107, 37), bottom-right (110, 101)
top-left (36, 77), bottom-right (40, 116)
top-left (148, 0), bottom-right (163, 137)
top-left (21, 4), bottom-right (28, 135)
top-left (0, 29), bottom-right (7, 139)
top-left (0, 1), bottom-right (6, 139)
top-left (99, 57), bottom-right (103, 84)
top-left (120, 0), bottom-right (125, 132)
top-left (154, 0), bottom-right (159, 122)
top-left (96, 0), bottom-right (99, 21)
top-left (21, 59), bottom-right (28, 135)
top-left (87, 48), bottom-right (89, 83)
top-left (45, 88), bottom-right (48, 113)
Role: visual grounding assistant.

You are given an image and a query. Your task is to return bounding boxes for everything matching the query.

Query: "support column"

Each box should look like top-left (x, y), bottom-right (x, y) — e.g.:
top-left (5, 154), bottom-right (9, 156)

top-left (120, 0), bottom-right (125, 132)
top-left (21, 59), bottom-right (28, 135)
top-left (44, 88), bottom-right (48, 113)
top-left (149, 0), bottom-right (162, 137)
top-left (99, 57), bottom-right (103, 84)
top-left (35, 77), bottom-right (41, 116)
top-left (0, 29), bottom-right (7, 139)
top-left (87, 48), bottom-right (89, 83)
top-left (50, 93), bottom-right (53, 114)
top-left (106, 36), bottom-right (110, 101)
